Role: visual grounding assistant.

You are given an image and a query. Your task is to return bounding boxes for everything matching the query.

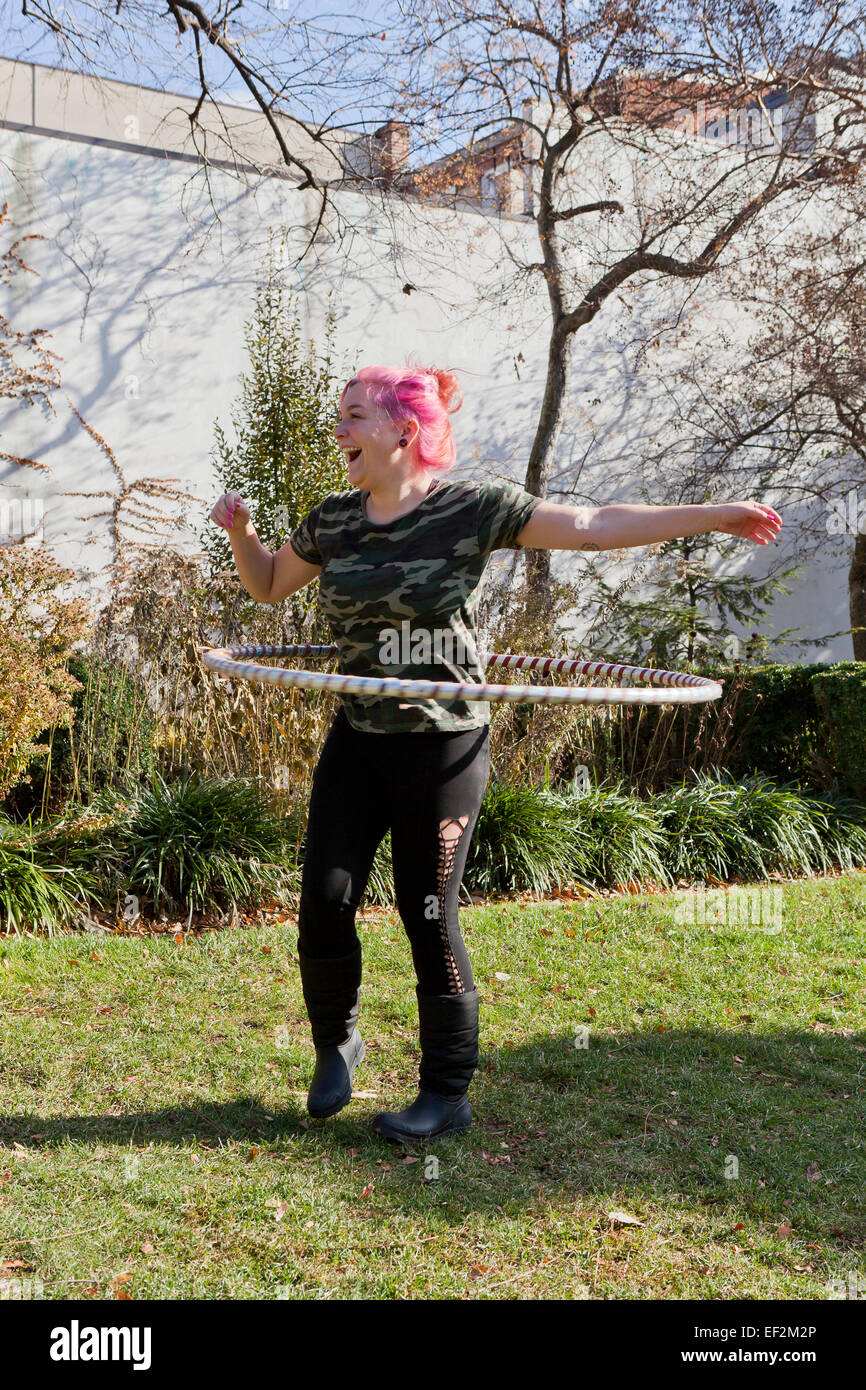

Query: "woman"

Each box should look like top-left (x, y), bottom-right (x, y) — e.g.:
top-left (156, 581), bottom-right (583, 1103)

top-left (210, 362), bottom-right (782, 1143)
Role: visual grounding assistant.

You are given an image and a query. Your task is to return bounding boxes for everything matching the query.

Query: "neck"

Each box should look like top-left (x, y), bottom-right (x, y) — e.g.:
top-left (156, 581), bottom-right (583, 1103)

top-left (364, 470), bottom-right (436, 521)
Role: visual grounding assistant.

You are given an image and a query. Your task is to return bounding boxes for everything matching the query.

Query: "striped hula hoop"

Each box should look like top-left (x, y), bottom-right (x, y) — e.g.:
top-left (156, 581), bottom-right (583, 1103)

top-left (199, 644), bottom-right (723, 707)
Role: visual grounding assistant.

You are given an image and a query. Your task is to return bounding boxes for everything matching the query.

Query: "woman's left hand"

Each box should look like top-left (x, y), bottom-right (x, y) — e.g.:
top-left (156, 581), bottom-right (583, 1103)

top-left (716, 502), bottom-right (783, 545)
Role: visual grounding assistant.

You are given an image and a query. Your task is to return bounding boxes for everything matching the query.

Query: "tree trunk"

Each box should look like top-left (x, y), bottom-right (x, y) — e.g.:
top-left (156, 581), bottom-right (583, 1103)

top-left (849, 529), bottom-right (866, 659)
top-left (523, 321), bottom-right (575, 612)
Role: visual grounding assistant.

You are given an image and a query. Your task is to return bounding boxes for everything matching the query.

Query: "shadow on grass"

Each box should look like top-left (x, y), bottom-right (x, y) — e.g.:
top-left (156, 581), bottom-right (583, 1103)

top-left (2, 1027), bottom-right (863, 1243)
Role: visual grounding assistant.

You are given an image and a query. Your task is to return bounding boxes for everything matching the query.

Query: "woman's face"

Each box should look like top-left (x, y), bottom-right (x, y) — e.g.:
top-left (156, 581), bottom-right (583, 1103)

top-left (334, 380), bottom-right (415, 489)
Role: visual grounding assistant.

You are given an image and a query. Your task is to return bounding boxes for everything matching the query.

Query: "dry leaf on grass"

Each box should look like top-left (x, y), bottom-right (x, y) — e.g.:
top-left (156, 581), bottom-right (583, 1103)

top-left (607, 1210), bottom-right (644, 1227)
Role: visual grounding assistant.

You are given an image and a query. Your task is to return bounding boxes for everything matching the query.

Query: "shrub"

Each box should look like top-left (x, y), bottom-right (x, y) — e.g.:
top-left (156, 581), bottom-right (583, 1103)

top-left (357, 827), bottom-right (396, 908)
top-left (4, 761), bottom-right (866, 934)
top-left (554, 780), bottom-right (671, 889)
top-left (104, 770), bottom-right (297, 914)
top-left (0, 545), bottom-right (89, 801)
top-left (803, 791), bottom-right (866, 870)
top-left (197, 231), bottom-right (352, 600)
top-left (811, 665), bottom-right (866, 799)
top-left (0, 814), bottom-right (96, 936)
top-left (555, 662), bottom-right (866, 798)
top-left (89, 547), bottom-right (339, 796)
top-left (351, 772), bottom-right (866, 905)
top-left (465, 778), bottom-right (589, 898)
top-left (650, 768), bottom-right (839, 882)
top-left (652, 774), bottom-right (772, 882)
top-left (9, 652), bottom-right (156, 818)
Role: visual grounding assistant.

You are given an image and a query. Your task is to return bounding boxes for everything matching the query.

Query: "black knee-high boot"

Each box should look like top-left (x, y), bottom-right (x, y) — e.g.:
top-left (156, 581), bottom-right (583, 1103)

top-left (298, 942), bottom-right (365, 1118)
top-left (371, 985), bottom-right (479, 1142)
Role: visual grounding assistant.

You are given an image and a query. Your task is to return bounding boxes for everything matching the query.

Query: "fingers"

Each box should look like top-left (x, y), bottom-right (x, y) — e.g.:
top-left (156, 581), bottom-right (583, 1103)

top-left (211, 491), bottom-right (246, 530)
top-left (721, 503), bottom-right (782, 545)
top-left (752, 504), bottom-right (782, 544)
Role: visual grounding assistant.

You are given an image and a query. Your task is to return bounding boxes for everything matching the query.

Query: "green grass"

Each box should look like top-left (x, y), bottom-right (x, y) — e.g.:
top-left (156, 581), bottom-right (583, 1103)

top-left (1, 871), bottom-right (864, 1300)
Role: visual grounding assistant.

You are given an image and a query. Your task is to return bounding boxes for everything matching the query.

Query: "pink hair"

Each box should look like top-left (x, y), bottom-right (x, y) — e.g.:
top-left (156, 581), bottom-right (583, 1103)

top-left (339, 360), bottom-right (463, 475)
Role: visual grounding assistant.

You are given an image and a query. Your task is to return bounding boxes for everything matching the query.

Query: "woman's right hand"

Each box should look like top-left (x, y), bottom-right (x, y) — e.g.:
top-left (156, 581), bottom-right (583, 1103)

top-left (210, 491), bottom-right (251, 532)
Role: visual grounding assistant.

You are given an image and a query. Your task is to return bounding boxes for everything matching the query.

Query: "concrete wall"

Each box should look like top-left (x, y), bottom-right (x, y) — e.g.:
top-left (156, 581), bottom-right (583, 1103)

top-left (0, 55), bottom-right (354, 178)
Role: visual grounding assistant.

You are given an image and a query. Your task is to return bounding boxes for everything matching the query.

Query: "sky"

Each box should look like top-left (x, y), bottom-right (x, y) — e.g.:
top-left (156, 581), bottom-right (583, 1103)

top-left (1, 1), bottom-right (431, 138)
top-left (1, 0), bottom-right (855, 161)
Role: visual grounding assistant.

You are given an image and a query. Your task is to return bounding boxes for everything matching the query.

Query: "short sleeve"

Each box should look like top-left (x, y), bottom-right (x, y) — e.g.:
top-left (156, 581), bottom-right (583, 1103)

top-left (289, 502), bottom-right (324, 566)
top-left (476, 480), bottom-right (542, 554)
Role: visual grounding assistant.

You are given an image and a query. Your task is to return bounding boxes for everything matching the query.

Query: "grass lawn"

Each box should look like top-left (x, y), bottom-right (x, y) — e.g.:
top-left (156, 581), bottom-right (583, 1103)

top-left (1, 871), bottom-right (864, 1301)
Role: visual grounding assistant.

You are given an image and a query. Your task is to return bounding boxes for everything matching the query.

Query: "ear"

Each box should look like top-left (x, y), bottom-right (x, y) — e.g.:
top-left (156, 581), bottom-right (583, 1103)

top-left (402, 419), bottom-right (421, 445)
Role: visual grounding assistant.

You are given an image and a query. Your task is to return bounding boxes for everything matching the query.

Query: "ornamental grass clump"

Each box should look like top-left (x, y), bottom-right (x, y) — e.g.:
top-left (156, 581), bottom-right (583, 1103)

top-left (106, 771), bottom-right (297, 915)
top-left (465, 778), bottom-right (591, 898)
top-left (0, 814), bottom-right (96, 936)
top-left (648, 768), bottom-right (862, 883)
top-left (554, 779), bottom-right (672, 890)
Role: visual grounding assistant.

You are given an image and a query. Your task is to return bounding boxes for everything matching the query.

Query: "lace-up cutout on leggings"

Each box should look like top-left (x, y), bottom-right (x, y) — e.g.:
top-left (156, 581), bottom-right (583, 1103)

top-left (436, 816), bottom-right (471, 992)
top-left (297, 705), bottom-right (490, 995)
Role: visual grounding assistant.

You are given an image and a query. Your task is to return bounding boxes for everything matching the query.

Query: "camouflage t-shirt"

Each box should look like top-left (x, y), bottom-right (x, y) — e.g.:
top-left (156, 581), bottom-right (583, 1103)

top-left (288, 477), bottom-right (543, 733)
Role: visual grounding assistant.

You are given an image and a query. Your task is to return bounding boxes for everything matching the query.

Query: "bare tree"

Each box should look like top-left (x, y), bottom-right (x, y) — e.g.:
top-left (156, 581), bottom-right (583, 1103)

top-left (641, 172), bottom-right (866, 656)
top-left (374, 0), bottom-right (866, 609)
top-left (14, 0), bottom-right (413, 258)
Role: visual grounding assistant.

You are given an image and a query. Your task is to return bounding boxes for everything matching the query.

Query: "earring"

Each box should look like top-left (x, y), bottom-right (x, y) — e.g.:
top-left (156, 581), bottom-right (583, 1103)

top-left (399, 437), bottom-right (407, 447)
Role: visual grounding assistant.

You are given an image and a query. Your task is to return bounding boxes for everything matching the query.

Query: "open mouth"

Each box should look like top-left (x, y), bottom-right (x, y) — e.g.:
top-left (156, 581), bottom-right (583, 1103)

top-left (345, 448), bottom-right (362, 463)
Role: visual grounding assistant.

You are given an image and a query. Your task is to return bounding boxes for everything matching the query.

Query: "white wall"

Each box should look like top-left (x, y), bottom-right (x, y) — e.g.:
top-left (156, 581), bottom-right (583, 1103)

top-left (0, 71), bottom-right (857, 662)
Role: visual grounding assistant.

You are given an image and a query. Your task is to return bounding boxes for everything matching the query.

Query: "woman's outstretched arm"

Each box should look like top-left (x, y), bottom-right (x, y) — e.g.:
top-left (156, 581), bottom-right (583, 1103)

top-left (515, 500), bottom-right (782, 551)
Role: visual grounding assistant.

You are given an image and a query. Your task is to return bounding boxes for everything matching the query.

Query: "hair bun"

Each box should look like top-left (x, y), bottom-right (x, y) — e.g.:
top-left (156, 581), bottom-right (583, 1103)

top-left (429, 366), bottom-right (462, 414)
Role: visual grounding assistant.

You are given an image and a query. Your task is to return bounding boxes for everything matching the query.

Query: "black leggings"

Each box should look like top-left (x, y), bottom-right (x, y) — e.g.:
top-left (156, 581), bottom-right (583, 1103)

top-left (297, 704), bottom-right (491, 995)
